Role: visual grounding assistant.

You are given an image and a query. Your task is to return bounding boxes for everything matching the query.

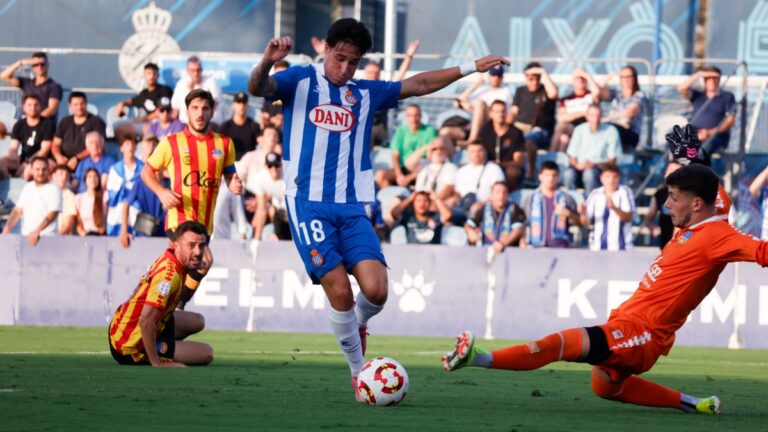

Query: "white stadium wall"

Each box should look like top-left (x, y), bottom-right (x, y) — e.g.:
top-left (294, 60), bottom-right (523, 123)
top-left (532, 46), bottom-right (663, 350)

top-left (1, 236), bottom-right (766, 350)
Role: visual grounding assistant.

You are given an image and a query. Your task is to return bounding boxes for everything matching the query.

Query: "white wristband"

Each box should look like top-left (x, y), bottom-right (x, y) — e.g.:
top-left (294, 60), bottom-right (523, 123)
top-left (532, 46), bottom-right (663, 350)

top-left (458, 61), bottom-right (477, 77)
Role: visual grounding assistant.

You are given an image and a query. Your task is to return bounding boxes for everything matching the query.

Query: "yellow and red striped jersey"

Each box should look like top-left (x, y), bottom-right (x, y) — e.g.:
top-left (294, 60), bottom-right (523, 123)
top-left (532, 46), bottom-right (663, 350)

top-left (147, 127), bottom-right (236, 235)
top-left (109, 249), bottom-right (186, 357)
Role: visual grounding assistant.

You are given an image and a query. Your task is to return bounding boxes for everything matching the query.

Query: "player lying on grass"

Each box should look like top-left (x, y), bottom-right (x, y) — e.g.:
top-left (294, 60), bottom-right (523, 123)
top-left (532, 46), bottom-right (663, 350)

top-left (248, 17), bottom-right (510, 401)
top-left (108, 221), bottom-right (213, 367)
top-left (443, 162), bottom-right (768, 415)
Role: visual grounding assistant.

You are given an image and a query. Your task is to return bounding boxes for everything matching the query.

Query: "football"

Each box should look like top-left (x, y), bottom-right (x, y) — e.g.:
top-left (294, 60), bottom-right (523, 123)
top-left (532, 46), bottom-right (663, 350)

top-left (356, 357), bottom-right (409, 406)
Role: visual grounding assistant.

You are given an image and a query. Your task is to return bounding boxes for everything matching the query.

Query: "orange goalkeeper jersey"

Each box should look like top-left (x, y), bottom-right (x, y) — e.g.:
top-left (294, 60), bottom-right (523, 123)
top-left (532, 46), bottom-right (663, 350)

top-left (715, 183), bottom-right (731, 219)
top-left (147, 127), bottom-right (236, 235)
top-left (109, 249), bottom-right (186, 356)
top-left (611, 217), bottom-right (768, 355)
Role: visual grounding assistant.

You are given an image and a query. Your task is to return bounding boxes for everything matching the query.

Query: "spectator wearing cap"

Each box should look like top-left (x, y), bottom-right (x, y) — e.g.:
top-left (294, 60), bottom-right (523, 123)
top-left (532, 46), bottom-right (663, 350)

top-left (1, 52), bottom-right (63, 121)
top-left (51, 91), bottom-right (107, 170)
top-left (378, 104), bottom-right (436, 188)
top-left (251, 151), bottom-right (290, 241)
top-left (457, 64), bottom-right (513, 143)
top-left (676, 66), bottom-right (736, 154)
top-left (144, 98), bottom-right (184, 140)
top-left (510, 62), bottom-right (558, 184)
top-left (217, 92), bottom-right (261, 160)
top-left (171, 56), bottom-right (223, 124)
top-left (114, 63), bottom-right (174, 137)
top-left (105, 134), bottom-right (143, 236)
top-left (406, 136), bottom-right (458, 206)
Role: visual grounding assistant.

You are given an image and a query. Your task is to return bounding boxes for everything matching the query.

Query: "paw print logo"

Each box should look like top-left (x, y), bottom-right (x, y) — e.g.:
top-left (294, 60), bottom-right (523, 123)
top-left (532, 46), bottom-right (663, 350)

top-left (392, 270), bottom-right (434, 313)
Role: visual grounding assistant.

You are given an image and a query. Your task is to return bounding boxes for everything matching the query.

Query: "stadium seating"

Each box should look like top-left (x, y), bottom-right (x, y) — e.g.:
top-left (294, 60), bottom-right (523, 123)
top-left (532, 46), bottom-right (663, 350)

top-left (370, 147), bottom-right (394, 170)
top-left (440, 225), bottom-right (468, 247)
top-left (0, 100), bottom-right (16, 130)
top-left (389, 225), bottom-right (407, 245)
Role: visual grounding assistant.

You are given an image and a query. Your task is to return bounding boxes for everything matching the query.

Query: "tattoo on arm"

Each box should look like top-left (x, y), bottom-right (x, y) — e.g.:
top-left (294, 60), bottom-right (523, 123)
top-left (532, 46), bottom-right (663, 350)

top-left (248, 62), bottom-right (278, 97)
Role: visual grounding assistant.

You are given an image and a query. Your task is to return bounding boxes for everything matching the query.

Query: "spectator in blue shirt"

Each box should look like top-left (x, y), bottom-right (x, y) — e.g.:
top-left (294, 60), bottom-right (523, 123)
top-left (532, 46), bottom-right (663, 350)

top-left (72, 132), bottom-right (115, 193)
top-left (677, 66), bottom-right (736, 154)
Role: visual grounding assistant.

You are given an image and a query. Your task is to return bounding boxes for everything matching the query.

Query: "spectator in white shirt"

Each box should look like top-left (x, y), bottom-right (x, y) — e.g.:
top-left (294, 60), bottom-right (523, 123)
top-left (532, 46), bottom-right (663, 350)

top-left (579, 163), bottom-right (635, 251)
top-left (454, 141), bottom-right (505, 204)
top-left (406, 136), bottom-right (457, 207)
top-left (251, 152), bottom-right (289, 241)
top-left (211, 186), bottom-right (248, 240)
top-left (2, 156), bottom-right (61, 245)
top-left (171, 56), bottom-right (223, 124)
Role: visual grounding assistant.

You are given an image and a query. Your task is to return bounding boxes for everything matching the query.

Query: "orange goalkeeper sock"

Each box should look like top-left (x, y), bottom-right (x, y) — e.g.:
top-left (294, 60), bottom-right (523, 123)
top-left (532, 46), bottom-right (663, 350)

top-left (592, 373), bottom-right (681, 409)
top-left (489, 328), bottom-right (584, 371)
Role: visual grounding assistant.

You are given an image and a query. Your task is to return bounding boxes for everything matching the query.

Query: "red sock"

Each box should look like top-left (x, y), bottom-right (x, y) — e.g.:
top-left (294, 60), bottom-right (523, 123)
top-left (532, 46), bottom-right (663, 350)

top-left (490, 328), bottom-right (584, 371)
top-left (592, 372), bottom-right (680, 409)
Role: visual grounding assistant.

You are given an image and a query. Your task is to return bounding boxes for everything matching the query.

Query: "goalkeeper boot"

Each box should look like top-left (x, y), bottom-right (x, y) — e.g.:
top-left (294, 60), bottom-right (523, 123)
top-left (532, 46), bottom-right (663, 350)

top-left (442, 330), bottom-right (481, 371)
top-left (696, 396), bottom-right (721, 415)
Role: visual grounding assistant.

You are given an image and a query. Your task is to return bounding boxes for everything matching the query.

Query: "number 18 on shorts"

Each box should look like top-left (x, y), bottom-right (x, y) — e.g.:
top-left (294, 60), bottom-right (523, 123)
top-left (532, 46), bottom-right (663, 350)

top-left (286, 197), bottom-right (387, 284)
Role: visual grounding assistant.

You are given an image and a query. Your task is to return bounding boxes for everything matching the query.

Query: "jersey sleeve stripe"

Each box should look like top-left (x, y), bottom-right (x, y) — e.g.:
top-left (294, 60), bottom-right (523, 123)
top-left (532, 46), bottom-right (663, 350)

top-left (203, 135), bottom-right (217, 233)
top-left (168, 133), bottom-right (183, 230)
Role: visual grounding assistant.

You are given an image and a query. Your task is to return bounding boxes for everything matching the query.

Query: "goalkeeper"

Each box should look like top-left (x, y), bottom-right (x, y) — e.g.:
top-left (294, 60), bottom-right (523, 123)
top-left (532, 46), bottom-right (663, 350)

top-left (442, 125), bottom-right (764, 415)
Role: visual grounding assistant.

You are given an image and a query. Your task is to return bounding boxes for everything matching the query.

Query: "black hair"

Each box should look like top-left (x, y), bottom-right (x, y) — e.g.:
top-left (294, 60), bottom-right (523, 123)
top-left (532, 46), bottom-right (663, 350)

top-left (144, 62), bottom-right (159, 71)
top-left (173, 221), bottom-right (209, 243)
top-left (22, 93), bottom-right (41, 104)
top-left (621, 65), bottom-right (640, 94)
top-left (185, 89), bottom-right (214, 109)
top-left (69, 91), bottom-right (87, 103)
top-left (701, 65), bottom-right (722, 75)
top-left (524, 62), bottom-right (542, 72)
top-left (326, 18), bottom-right (373, 55)
top-left (274, 60), bottom-right (290, 69)
top-left (540, 160), bottom-right (559, 173)
top-left (664, 164), bottom-right (719, 206)
top-left (29, 155), bottom-right (48, 167)
top-left (489, 99), bottom-right (507, 110)
top-left (32, 52), bottom-right (47, 60)
top-left (600, 162), bottom-right (620, 175)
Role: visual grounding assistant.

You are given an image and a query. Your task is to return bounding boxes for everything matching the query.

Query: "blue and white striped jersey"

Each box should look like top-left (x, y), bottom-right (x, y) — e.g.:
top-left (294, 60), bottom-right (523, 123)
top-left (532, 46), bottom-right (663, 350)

top-left (272, 64), bottom-right (401, 203)
top-left (586, 185), bottom-right (636, 251)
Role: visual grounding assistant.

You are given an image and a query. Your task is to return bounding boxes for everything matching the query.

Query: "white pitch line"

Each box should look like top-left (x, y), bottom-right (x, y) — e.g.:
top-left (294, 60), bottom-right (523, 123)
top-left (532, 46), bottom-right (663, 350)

top-left (0, 388), bottom-right (19, 393)
top-left (0, 350), bottom-right (448, 357)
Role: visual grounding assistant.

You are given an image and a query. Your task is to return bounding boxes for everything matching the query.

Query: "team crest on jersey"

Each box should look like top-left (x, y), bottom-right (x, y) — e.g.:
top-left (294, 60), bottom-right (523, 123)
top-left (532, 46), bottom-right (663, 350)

top-left (344, 90), bottom-right (358, 105)
top-left (678, 231), bottom-right (694, 245)
top-left (309, 104), bottom-right (355, 132)
top-left (157, 280), bottom-right (171, 297)
top-left (310, 249), bottom-right (324, 266)
top-left (212, 149), bottom-right (223, 160)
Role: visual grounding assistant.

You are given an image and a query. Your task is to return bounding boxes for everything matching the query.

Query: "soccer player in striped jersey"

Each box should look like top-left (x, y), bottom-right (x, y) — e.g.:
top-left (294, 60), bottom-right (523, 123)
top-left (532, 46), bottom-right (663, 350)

top-left (140, 89), bottom-right (242, 308)
top-left (109, 221), bottom-right (213, 367)
top-left (443, 164), bottom-right (768, 415)
top-left (248, 18), bottom-right (509, 401)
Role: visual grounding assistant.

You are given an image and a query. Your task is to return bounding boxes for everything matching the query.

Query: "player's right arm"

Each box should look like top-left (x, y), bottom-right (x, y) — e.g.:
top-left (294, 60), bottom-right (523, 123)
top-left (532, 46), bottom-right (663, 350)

top-left (0, 58), bottom-right (26, 87)
top-left (143, 139), bottom-right (181, 209)
top-left (248, 37), bottom-right (292, 98)
top-left (138, 306), bottom-right (184, 368)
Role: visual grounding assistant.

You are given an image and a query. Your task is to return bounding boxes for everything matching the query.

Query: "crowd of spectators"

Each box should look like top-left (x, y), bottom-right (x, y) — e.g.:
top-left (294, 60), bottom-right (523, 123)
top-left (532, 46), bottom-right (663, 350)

top-left (0, 46), bottom-right (749, 253)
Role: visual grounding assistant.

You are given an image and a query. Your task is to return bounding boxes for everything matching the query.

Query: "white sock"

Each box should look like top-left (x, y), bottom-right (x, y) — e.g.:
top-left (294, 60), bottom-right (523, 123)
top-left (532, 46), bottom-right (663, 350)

top-left (328, 306), bottom-right (365, 376)
top-left (354, 292), bottom-right (384, 327)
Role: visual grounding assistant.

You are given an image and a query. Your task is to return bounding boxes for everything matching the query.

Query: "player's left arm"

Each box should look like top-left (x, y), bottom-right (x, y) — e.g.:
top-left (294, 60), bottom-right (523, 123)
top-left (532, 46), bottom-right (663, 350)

top-left (399, 55), bottom-right (510, 99)
top-left (707, 224), bottom-right (768, 266)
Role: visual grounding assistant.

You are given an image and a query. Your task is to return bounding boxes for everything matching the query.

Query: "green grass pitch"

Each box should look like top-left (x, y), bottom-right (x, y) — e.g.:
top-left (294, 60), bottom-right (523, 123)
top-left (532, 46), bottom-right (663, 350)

top-left (1, 326), bottom-right (767, 431)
